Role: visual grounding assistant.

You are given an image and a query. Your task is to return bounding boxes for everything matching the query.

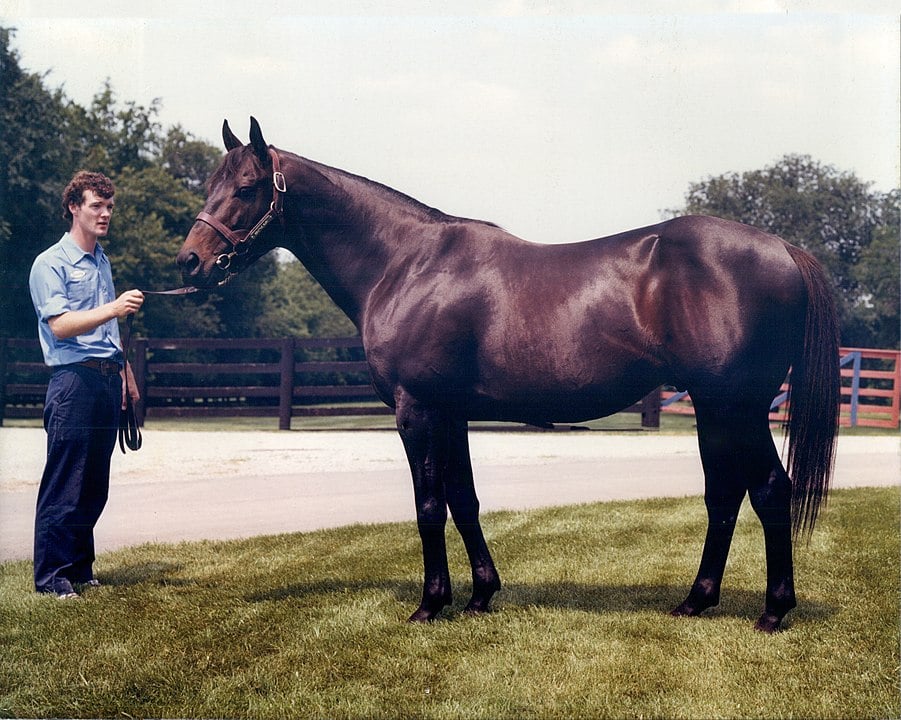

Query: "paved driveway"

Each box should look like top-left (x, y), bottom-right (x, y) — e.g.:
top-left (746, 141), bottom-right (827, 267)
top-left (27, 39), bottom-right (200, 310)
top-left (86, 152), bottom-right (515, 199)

top-left (1, 428), bottom-right (897, 562)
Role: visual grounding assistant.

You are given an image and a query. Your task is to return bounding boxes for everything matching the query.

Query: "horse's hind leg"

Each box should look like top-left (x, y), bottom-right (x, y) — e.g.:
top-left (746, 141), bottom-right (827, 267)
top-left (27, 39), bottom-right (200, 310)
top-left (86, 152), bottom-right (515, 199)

top-left (746, 443), bottom-right (796, 633)
top-left (673, 402), bottom-right (796, 631)
top-left (444, 419), bottom-right (501, 614)
top-left (671, 404), bottom-right (747, 619)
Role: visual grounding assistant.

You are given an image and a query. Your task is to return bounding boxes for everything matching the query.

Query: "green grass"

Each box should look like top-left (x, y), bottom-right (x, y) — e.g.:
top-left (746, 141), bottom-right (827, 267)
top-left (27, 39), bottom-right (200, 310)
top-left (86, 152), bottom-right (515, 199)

top-left (1, 486), bottom-right (897, 719)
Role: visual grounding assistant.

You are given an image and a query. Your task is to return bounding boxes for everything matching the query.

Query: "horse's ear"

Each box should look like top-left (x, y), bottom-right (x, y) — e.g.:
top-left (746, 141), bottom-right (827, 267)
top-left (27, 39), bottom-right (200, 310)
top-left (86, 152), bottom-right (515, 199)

top-left (249, 116), bottom-right (269, 162)
top-left (222, 120), bottom-right (243, 151)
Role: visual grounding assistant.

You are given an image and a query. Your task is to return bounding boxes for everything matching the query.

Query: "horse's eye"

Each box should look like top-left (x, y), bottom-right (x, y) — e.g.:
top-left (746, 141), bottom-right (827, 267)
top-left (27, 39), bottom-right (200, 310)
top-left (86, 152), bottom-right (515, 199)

top-left (236, 186), bottom-right (256, 200)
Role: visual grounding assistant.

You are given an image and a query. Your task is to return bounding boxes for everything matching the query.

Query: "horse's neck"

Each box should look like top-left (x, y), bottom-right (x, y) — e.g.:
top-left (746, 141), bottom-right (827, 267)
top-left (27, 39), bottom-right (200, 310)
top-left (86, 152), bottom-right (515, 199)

top-left (280, 156), bottom-right (435, 328)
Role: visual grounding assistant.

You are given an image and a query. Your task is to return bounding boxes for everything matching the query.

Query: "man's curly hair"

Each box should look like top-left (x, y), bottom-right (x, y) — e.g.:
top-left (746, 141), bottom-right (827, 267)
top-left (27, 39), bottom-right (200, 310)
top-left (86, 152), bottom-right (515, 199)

top-left (61, 171), bottom-right (116, 223)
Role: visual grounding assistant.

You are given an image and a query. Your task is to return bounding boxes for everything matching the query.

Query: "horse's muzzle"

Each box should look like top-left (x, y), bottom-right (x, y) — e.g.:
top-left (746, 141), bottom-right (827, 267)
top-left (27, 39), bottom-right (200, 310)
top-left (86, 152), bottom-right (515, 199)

top-left (176, 248), bottom-right (203, 280)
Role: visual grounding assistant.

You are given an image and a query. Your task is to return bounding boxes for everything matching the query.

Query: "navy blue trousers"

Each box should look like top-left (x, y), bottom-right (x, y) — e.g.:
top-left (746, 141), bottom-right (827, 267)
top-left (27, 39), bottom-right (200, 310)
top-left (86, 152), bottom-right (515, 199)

top-left (34, 365), bottom-right (120, 594)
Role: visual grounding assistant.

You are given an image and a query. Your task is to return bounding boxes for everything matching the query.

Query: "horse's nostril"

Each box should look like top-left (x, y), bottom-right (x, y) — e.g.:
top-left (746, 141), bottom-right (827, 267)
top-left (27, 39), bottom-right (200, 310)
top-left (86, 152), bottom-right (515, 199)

top-left (179, 251), bottom-right (201, 276)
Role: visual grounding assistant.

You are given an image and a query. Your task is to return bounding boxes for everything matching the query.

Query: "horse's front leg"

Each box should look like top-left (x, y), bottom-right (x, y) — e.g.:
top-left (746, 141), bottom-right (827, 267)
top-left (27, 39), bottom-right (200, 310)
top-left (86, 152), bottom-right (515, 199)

top-left (396, 391), bottom-right (453, 622)
top-left (444, 419), bottom-right (501, 614)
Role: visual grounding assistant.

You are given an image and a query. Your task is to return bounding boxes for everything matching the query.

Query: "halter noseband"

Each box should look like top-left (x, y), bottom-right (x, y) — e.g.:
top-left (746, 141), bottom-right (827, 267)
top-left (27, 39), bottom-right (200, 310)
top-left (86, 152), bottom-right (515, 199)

top-left (195, 146), bottom-right (286, 282)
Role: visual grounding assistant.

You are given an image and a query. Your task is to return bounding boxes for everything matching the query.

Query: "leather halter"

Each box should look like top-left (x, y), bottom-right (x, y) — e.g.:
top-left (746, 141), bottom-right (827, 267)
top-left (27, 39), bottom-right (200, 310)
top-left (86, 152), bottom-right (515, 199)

top-left (194, 146), bottom-right (286, 282)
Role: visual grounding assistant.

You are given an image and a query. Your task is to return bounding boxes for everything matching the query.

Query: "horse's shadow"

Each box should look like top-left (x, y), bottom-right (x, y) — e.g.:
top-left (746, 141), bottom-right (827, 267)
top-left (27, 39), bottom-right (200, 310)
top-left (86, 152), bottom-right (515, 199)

top-left (245, 578), bottom-right (838, 625)
top-left (101, 563), bottom-right (836, 625)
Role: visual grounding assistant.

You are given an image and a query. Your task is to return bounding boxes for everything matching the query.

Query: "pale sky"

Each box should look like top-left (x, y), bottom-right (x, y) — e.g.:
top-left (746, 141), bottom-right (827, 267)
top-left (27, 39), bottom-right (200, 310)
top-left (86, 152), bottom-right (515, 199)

top-left (5, 0), bottom-right (899, 243)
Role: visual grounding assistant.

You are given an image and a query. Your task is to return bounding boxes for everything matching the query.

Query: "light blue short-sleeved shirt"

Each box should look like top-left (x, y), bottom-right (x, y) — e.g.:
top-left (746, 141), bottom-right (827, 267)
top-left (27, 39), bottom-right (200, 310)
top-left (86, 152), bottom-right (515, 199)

top-left (29, 232), bottom-right (123, 367)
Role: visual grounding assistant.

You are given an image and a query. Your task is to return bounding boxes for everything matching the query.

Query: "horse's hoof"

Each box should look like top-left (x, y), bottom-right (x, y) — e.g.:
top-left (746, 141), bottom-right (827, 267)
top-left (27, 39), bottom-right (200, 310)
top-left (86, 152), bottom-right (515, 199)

top-left (407, 599), bottom-right (449, 623)
top-left (671, 590), bottom-right (718, 618)
top-left (407, 607), bottom-right (436, 623)
top-left (463, 599), bottom-right (492, 616)
top-left (753, 612), bottom-right (783, 633)
top-left (463, 586), bottom-right (498, 616)
top-left (670, 601), bottom-right (703, 617)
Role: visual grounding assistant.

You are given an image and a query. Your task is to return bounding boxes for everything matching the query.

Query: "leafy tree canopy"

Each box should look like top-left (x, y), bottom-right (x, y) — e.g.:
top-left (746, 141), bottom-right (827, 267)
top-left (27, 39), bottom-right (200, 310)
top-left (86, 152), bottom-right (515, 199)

top-left (672, 154), bottom-right (899, 348)
top-left (0, 27), bottom-right (272, 340)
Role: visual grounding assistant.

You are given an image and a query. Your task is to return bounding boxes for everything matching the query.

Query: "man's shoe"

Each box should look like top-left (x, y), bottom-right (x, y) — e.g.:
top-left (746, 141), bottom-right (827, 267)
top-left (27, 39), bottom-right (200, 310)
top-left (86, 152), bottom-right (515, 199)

top-left (39, 580), bottom-right (78, 599)
top-left (83, 579), bottom-right (101, 588)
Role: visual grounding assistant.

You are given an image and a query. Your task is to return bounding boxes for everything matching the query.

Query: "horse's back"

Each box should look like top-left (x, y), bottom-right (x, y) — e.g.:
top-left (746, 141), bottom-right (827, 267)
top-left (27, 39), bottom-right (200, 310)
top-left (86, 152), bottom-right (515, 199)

top-left (364, 214), bottom-right (806, 421)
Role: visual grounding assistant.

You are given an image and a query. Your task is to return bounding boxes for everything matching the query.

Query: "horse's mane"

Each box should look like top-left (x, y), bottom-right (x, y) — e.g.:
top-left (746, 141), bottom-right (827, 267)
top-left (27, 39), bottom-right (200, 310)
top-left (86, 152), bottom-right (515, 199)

top-left (210, 147), bottom-right (502, 230)
top-left (303, 155), bottom-right (502, 230)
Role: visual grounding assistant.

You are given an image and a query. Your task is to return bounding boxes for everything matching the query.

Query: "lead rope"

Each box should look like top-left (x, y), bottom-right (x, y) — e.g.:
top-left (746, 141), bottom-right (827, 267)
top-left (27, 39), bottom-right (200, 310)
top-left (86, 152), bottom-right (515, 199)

top-left (119, 286), bottom-right (198, 453)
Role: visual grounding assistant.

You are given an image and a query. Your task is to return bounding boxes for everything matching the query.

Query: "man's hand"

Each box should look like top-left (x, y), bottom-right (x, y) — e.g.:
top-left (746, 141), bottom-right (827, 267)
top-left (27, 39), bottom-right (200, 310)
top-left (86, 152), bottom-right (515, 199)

top-left (111, 289), bottom-right (144, 319)
top-left (48, 289), bottom-right (145, 339)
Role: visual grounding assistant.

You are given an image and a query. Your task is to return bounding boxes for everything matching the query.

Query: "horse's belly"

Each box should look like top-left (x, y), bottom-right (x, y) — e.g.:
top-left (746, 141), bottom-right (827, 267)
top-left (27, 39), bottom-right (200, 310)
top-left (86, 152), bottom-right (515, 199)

top-left (469, 362), bottom-right (661, 424)
top-left (466, 388), bottom-right (653, 424)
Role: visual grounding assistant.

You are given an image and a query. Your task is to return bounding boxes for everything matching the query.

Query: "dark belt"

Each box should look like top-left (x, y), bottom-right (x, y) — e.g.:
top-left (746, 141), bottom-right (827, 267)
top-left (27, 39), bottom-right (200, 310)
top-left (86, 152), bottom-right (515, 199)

top-left (76, 358), bottom-right (123, 376)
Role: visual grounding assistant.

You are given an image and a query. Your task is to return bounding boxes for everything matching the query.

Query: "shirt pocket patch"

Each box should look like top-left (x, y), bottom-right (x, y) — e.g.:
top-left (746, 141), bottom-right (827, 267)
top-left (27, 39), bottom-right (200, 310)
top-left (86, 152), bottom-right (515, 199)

top-left (65, 267), bottom-right (97, 307)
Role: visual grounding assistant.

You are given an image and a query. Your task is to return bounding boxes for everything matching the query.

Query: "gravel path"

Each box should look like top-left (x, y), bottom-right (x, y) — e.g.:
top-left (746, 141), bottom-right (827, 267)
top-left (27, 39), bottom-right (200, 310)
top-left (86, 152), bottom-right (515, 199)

top-left (1, 428), bottom-right (897, 561)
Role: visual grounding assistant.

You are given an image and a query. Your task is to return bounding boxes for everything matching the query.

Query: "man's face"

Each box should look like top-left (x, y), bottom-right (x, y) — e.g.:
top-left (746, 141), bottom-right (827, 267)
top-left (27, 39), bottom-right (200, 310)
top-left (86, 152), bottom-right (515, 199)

top-left (70, 190), bottom-right (115, 239)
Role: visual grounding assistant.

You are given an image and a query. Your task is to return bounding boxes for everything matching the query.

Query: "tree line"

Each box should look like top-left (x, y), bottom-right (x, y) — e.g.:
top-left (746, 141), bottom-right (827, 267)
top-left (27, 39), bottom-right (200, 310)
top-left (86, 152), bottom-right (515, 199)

top-left (0, 27), bottom-right (353, 344)
top-left (1, 27), bottom-right (897, 349)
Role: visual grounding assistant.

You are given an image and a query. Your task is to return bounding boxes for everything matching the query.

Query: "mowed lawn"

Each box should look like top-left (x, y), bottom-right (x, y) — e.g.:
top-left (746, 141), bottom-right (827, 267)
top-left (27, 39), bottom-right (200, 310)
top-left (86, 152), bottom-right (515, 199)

top-left (0, 486), bottom-right (897, 719)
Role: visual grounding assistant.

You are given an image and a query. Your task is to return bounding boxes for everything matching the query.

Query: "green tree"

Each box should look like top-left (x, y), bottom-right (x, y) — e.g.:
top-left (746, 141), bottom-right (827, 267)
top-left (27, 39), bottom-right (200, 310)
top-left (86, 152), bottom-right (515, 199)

top-left (1, 27), bottom-right (282, 341)
top-left (65, 81), bottom-right (162, 175)
top-left (849, 209), bottom-right (900, 348)
top-left (159, 125), bottom-right (222, 193)
top-left (0, 27), bottom-right (81, 339)
top-left (673, 154), bottom-right (899, 348)
top-left (106, 163), bottom-right (221, 339)
top-left (257, 258), bottom-right (356, 338)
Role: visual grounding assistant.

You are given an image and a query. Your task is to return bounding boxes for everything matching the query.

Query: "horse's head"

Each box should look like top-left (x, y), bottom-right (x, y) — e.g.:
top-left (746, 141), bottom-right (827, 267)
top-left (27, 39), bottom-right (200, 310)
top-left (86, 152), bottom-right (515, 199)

top-left (177, 117), bottom-right (285, 287)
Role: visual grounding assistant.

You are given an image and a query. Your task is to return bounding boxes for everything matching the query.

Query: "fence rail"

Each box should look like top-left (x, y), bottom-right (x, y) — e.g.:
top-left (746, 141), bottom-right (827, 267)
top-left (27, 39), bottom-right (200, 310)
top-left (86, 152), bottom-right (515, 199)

top-left (2, 338), bottom-right (897, 430)
top-left (0, 337), bottom-right (662, 429)
top-left (659, 347), bottom-right (900, 429)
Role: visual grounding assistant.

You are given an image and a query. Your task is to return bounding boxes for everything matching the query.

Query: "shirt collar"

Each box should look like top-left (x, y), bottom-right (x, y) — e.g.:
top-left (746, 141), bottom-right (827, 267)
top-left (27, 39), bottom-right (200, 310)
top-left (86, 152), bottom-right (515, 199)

top-left (60, 232), bottom-right (106, 264)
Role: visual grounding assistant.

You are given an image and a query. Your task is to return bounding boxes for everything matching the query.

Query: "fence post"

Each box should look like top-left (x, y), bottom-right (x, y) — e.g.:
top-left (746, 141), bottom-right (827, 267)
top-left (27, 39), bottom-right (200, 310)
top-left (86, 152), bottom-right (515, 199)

top-left (278, 338), bottom-right (295, 430)
top-left (892, 351), bottom-right (901, 428)
top-left (0, 338), bottom-right (7, 427)
top-left (641, 387), bottom-right (661, 428)
top-left (133, 338), bottom-right (148, 427)
top-left (849, 350), bottom-right (862, 427)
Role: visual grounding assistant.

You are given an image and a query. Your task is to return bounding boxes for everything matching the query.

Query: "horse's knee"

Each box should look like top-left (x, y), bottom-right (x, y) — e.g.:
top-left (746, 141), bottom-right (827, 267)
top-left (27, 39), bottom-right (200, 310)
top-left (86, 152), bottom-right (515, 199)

top-left (396, 402), bottom-right (436, 446)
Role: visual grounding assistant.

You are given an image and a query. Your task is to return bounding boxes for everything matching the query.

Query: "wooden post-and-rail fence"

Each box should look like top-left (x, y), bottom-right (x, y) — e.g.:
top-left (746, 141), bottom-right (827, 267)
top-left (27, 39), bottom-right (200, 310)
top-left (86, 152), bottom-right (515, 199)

top-left (1, 337), bottom-right (898, 430)
top-left (1, 336), bottom-right (662, 429)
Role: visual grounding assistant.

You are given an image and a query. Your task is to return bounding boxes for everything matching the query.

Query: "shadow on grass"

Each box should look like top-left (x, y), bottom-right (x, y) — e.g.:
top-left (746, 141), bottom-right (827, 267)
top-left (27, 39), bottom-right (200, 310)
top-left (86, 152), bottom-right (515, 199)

top-left (99, 561), bottom-right (187, 587)
top-left (243, 577), bottom-right (838, 625)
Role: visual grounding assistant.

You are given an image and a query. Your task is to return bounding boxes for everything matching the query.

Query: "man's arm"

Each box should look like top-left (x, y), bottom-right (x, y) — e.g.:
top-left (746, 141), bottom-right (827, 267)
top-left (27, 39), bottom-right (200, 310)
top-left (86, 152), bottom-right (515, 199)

top-left (47, 290), bottom-right (144, 339)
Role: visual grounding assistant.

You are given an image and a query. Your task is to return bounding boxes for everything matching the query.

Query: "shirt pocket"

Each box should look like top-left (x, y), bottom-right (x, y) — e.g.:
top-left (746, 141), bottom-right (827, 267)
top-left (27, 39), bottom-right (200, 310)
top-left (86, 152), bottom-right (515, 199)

top-left (65, 267), bottom-right (98, 309)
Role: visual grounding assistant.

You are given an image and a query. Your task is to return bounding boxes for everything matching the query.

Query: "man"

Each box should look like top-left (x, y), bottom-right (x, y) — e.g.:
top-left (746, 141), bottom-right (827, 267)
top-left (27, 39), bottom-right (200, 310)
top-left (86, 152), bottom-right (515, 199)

top-left (28, 171), bottom-right (144, 599)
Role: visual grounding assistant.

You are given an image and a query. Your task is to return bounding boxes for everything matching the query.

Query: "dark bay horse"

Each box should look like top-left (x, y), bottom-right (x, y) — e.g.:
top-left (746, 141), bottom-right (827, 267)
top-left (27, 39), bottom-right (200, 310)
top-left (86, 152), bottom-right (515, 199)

top-left (177, 118), bottom-right (840, 632)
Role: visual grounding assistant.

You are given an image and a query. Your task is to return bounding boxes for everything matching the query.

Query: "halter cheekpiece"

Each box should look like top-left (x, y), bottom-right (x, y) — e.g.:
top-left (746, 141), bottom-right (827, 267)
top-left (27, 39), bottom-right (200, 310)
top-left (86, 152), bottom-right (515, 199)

top-left (194, 146), bottom-right (286, 282)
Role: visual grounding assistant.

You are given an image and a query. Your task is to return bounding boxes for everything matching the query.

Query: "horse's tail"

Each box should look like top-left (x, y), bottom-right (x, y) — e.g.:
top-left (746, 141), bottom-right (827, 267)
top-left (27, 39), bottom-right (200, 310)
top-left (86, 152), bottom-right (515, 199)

top-left (783, 243), bottom-right (841, 539)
